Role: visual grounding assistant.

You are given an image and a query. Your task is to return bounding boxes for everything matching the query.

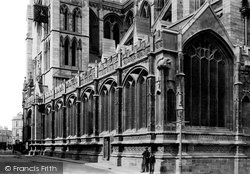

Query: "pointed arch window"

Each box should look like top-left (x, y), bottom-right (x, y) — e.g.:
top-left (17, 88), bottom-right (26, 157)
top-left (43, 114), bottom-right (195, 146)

top-left (64, 38), bottom-right (69, 66)
top-left (124, 78), bottom-right (135, 130)
top-left (113, 23), bottom-right (120, 46)
top-left (88, 93), bottom-right (94, 135)
top-left (100, 81), bottom-right (117, 133)
top-left (72, 39), bottom-right (77, 67)
top-left (67, 96), bottom-right (76, 136)
top-left (100, 87), bottom-right (109, 132)
top-left (183, 33), bottom-right (233, 128)
top-left (72, 8), bottom-right (81, 32)
top-left (110, 84), bottom-right (117, 131)
top-left (81, 91), bottom-right (94, 136)
top-left (60, 5), bottom-right (69, 30)
top-left (103, 14), bottom-right (123, 47)
top-left (104, 22), bottom-right (111, 39)
top-left (55, 101), bottom-right (63, 138)
top-left (123, 68), bottom-right (148, 131)
top-left (45, 105), bottom-right (52, 139)
top-left (72, 11), bottom-right (77, 32)
top-left (90, 9), bottom-right (99, 53)
top-left (138, 74), bottom-right (147, 129)
top-left (125, 10), bottom-right (133, 31)
top-left (81, 94), bottom-right (88, 135)
top-left (141, 1), bottom-right (150, 18)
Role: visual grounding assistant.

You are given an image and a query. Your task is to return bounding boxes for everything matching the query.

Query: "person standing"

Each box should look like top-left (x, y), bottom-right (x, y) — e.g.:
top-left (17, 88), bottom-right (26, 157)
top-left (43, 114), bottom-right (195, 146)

top-left (141, 147), bottom-right (150, 173)
top-left (149, 151), bottom-right (156, 174)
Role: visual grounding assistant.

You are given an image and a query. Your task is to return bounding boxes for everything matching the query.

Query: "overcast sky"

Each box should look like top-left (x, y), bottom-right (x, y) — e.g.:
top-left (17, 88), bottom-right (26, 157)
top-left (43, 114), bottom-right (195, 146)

top-left (0, 1), bottom-right (29, 129)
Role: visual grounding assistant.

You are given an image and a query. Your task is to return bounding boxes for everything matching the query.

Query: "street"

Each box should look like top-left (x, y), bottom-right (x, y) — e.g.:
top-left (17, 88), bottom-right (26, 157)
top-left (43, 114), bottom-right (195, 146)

top-left (0, 150), bottom-right (122, 174)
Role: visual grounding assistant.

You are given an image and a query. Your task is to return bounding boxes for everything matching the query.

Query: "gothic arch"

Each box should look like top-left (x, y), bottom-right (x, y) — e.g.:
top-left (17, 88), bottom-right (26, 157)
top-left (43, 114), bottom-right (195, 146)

top-left (124, 10), bottom-right (133, 30)
top-left (103, 13), bottom-right (123, 46)
top-left (66, 94), bottom-right (76, 107)
top-left (122, 67), bottom-right (149, 131)
top-left (72, 7), bottom-right (82, 32)
top-left (99, 78), bottom-right (118, 133)
top-left (54, 99), bottom-right (63, 138)
top-left (90, 8), bottom-right (99, 53)
top-left (71, 37), bottom-right (78, 67)
top-left (183, 29), bottom-right (233, 128)
top-left (81, 87), bottom-right (94, 136)
top-left (44, 104), bottom-right (52, 138)
top-left (122, 66), bottom-right (149, 87)
top-left (99, 78), bottom-right (117, 93)
top-left (139, 0), bottom-right (151, 18)
top-left (60, 4), bottom-right (70, 30)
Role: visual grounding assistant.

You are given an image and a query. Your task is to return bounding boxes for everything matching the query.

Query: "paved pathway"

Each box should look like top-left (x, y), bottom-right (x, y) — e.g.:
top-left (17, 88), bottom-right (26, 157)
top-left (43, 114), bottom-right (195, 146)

top-left (0, 151), bottom-right (145, 174)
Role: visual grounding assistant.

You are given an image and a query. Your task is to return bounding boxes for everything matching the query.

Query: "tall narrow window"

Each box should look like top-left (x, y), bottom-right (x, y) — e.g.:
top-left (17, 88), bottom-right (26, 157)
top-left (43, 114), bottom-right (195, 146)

top-left (183, 32), bottom-right (233, 128)
top-left (67, 97), bottom-right (76, 136)
top-left (104, 22), bottom-right (111, 39)
top-left (124, 79), bottom-right (133, 130)
top-left (81, 94), bottom-right (88, 135)
top-left (113, 23), bottom-right (120, 46)
top-left (100, 87), bottom-right (108, 132)
top-left (82, 90), bottom-right (94, 136)
top-left (88, 93), bottom-right (94, 135)
top-left (64, 39), bottom-right (69, 65)
top-left (103, 14), bottom-right (123, 48)
top-left (141, 1), bottom-right (150, 18)
top-left (45, 106), bottom-right (52, 138)
top-left (72, 11), bottom-right (77, 32)
top-left (64, 8), bottom-right (68, 30)
top-left (55, 101), bottom-right (63, 138)
top-left (72, 39), bottom-right (77, 66)
top-left (110, 85), bottom-right (117, 131)
top-left (123, 69), bottom-right (148, 131)
top-left (90, 9), bottom-right (99, 53)
top-left (138, 75), bottom-right (147, 129)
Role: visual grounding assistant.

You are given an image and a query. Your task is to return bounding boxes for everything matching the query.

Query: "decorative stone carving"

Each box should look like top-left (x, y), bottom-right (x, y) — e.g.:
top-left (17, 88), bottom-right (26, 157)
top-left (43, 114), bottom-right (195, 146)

top-left (157, 57), bottom-right (172, 70)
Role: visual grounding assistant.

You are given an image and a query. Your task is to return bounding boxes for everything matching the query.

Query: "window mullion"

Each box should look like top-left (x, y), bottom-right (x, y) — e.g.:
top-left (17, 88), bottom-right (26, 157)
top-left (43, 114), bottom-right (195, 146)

top-left (199, 57), bottom-right (201, 127)
top-left (208, 59), bottom-right (211, 127)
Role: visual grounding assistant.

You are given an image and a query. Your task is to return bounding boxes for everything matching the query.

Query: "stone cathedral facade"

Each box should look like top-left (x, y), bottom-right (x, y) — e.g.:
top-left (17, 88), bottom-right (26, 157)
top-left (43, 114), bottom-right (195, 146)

top-left (22, 0), bottom-right (250, 173)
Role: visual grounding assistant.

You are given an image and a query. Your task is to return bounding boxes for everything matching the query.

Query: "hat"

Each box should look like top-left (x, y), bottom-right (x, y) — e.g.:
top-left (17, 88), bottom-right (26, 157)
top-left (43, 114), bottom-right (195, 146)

top-left (145, 147), bottom-right (148, 149)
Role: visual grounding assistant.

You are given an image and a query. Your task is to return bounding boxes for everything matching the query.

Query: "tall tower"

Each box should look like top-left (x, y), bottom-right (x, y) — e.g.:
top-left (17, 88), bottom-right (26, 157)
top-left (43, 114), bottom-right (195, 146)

top-left (25, 0), bottom-right (90, 92)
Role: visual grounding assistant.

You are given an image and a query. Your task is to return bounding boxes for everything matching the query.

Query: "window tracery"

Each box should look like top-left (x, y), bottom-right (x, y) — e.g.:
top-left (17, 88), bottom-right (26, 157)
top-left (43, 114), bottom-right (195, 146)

top-left (183, 33), bottom-right (233, 127)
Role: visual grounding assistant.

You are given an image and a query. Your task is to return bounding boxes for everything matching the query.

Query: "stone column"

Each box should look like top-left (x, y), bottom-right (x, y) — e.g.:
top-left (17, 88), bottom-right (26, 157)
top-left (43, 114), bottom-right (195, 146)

top-left (98, 3), bottom-right (103, 55)
top-left (93, 79), bottom-right (99, 137)
top-left (234, 46), bottom-right (243, 133)
top-left (175, 33), bottom-right (186, 174)
top-left (41, 113), bottom-right (45, 154)
top-left (60, 94), bottom-right (67, 158)
top-left (62, 94), bottom-right (67, 140)
top-left (147, 52), bottom-right (156, 132)
top-left (116, 50), bottom-right (123, 135)
top-left (234, 46), bottom-right (243, 174)
top-left (51, 100), bottom-right (55, 140)
top-left (76, 88), bottom-right (81, 138)
top-left (93, 63), bottom-right (99, 138)
top-left (75, 87), bottom-right (81, 160)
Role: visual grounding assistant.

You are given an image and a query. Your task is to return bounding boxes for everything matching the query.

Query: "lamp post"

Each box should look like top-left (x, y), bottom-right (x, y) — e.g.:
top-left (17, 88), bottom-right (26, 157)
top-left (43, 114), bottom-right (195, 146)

top-left (176, 106), bottom-right (188, 174)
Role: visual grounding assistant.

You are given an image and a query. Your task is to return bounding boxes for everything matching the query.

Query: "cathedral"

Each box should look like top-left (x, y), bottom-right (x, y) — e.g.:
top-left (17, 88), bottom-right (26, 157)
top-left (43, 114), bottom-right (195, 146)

top-left (22, 0), bottom-right (250, 173)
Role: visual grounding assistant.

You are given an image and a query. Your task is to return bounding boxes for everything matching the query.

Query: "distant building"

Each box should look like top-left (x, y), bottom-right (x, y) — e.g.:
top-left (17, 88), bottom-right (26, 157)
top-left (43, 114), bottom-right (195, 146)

top-left (0, 126), bottom-right (12, 149)
top-left (12, 112), bottom-right (23, 144)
